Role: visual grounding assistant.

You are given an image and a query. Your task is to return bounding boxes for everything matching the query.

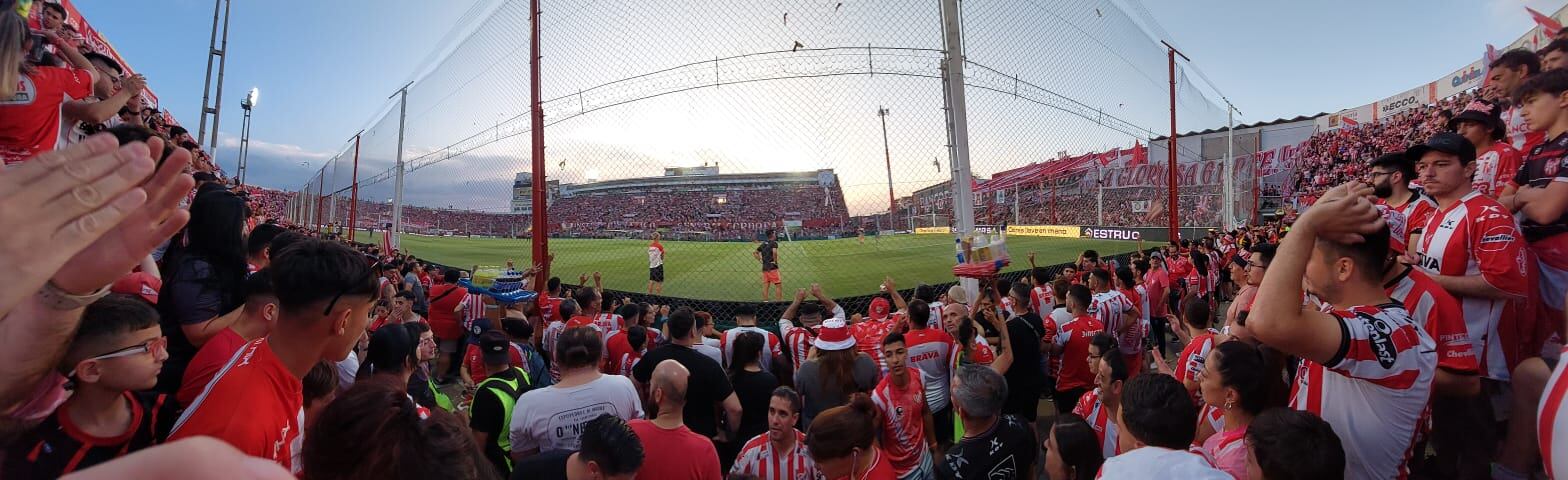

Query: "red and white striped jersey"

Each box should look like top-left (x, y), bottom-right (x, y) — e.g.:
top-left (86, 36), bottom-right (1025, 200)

top-left (904, 327), bottom-right (956, 412)
top-left (1384, 267), bottom-right (1479, 374)
top-left (1503, 105), bottom-right (1547, 154)
top-left (720, 325), bottom-right (782, 371)
top-left (591, 313), bottom-right (624, 338)
top-left (541, 320), bottom-right (566, 382)
top-left (1000, 296), bottom-right (1018, 318)
top-left (1539, 345), bottom-right (1568, 480)
top-left (1413, 190), bottom-right (1529, 380)
top-left (778, 319), bottom-right (815, 367)
top-left (459, 292), bottom-right (487, 324)
top-left (1175, 332), bottom-right (1219, 391)
top-left (1092, 290), bottom-right (1140, 355)
top-left (1473, 141), bottom-right (1524, 199)
top-left (872, 368), bottom-right (928, 474)
top-left (852, 319), bottom-right (894, 369)
top-left (1030, 284), bottom-right (1055, 315)
top-left (1072, 388), bottom-right (1121, 459)
top-left (1289, 304), bottom-right (1435, 480)
top-left (730, 430), bottom-right (818, 480)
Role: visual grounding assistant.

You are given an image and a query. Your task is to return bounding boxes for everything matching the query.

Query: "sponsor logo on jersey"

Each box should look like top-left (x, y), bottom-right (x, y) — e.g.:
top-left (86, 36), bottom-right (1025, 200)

top-left (1479, 225), bottom-right (1517, 252)
top-left (1363, 313), bottom-right (1400, 369)
top-left (1548, 158), bottom-right (1561, 176)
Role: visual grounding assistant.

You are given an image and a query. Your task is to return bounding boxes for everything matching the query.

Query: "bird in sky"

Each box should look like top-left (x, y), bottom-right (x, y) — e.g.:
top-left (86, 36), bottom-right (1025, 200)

top-left (793, 41), bottom-right (804, 51)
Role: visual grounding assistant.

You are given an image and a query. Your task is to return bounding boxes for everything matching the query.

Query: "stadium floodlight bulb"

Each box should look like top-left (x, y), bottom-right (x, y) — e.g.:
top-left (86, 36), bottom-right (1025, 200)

top-left (242, 87), bottom-right (259, 109)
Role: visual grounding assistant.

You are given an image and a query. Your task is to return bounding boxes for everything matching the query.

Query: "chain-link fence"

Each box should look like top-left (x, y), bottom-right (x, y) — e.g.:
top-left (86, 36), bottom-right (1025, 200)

top-left (288, 0), bottom-right (1239, 310)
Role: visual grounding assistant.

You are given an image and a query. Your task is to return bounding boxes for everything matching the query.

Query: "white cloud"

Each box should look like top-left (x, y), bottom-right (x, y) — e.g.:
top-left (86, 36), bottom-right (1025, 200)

top-left (217, 136), bottom-right (335, 161)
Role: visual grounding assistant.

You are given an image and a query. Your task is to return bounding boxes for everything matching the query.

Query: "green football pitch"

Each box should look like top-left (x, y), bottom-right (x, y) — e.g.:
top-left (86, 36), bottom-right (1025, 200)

top-left (355, 230), bottom-right (1142, 301)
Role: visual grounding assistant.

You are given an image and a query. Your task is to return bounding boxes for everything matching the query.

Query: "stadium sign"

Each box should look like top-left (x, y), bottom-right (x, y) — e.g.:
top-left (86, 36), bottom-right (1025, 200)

top-left (1006, 224), bottom-right (1079, 238)
top-left (1080, 226), bottom-right (1141, 241)
top-left (915, 226), bottom-right (951, 235)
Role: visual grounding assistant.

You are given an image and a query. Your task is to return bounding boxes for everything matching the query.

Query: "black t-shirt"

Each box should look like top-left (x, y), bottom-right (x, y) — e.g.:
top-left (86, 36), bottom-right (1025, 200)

top-left (3, 391), bottom-right (179, 478)
top-left (756, 241), bottom-right (779, 271)
top-left (633, 344), bottom-right (735, 438)
top-left (511, 449), bottom-right (571, 480)
top-left (731, 369), bottom-right (779, 442)
top-left (936, 414), bottom-right (1038, 480)
top-left (1003, 313), bottom-right (1045, 410)
top-left (471, 367), bottom-right (530, 475)
top-left (156, 255), bottom-right (244, 392)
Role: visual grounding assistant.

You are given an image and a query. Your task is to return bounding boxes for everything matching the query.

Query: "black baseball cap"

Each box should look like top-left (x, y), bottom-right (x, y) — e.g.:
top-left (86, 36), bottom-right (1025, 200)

top-left (1447, 100), bottom-right (1507, 141)
top-left (1405, 132), bottom-right (1476, 165)
top-left (479, 330), bottom-right (511, 365)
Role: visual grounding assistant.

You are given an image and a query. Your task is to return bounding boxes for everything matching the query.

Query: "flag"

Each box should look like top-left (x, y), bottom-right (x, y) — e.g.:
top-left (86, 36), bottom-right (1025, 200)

top-left (1128, 142), bottom-right (1148, 168)
top-left (1527, 7), bottom-right (1562, 39)
top-left (381, 225), bottom-right (395, 254)
top-left (1340, 115), bottom-right (1359, 127)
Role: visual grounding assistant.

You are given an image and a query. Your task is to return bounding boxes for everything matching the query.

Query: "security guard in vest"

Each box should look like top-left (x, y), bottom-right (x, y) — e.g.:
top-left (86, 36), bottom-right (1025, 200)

top-left (469, 331), bottom-right (533, 476)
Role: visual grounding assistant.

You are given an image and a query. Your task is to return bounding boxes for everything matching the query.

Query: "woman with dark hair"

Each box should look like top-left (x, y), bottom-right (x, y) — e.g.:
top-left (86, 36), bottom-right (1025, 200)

top-left (155, 190), bottom-right (251, 392)
top-left (356, 325), bottom-right (419, 384)
top-left (1188, 248), bottom-right (1211, 302)
top-left (1044, 413), bottom-right (1104, 480)
top-left (1197, 341), bottom-right (1269, 479)
top-left (795, 320), bottom-right (878, 428)
top-left (729, 331), bottom-right (779, 445)
top-left (402, 322), bottom-right (454, 412)
top-left (302, 380), bottom-right (496, 480)
top-left (807, 393), bottom-right (896, 479)
top-left (302, 361), bottom-right (339, 429)
top-left (509, 327), bottom-right (643, 461)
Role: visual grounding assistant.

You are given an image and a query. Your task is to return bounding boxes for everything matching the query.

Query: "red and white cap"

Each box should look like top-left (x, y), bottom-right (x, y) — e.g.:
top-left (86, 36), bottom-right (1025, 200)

top-left (868, 298), bottom-right (891, 320)
top-left (111, 272), bottom-right (162, 305)
top-left (813, 319), bottom-right (856, 351)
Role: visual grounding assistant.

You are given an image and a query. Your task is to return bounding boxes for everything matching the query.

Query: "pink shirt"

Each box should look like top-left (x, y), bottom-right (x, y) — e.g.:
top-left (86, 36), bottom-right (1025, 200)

top-left (1201, 426), bottom-right (1249, 480)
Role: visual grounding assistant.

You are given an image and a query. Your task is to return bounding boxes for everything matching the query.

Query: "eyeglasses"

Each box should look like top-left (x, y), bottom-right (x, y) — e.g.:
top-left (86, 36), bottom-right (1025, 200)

top-left (88, 337), bottom-right (167, 361)
top-left (323, 261), bottom-right (382, 316)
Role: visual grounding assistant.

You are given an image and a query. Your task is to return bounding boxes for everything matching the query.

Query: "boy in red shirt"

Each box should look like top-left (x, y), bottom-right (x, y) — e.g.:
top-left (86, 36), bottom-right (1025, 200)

top-left (3, 295), bottom-right (177, 478)
top-left (178, 270), bottom-right (278, 406)
top-left (169, 239), bottom-right (380, 473)
top-left (871, 333), bottom-right (937, 479)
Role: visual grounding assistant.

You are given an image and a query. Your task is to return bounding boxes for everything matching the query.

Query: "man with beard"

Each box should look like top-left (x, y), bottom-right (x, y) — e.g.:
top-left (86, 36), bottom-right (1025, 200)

top-left (1368, 153), bottom-right (1435, 253)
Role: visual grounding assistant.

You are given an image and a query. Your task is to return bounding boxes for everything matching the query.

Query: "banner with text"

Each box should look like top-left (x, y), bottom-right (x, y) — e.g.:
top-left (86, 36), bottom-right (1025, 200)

top-left (1005, 224), bottom-right (1079, 238)
top-left (1377, 83), bottom-right (1436, 119)
top-left (915, 226), bottom-right (952, 235)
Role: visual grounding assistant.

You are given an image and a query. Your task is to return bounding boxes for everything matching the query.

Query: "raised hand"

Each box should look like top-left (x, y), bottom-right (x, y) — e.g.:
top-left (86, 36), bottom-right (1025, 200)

top-left (794, 289), bottom-right (808, 302)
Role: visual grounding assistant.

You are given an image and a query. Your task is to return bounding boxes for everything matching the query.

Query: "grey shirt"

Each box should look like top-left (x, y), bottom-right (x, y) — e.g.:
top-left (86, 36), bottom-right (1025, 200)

top-left (794, 353), bottom-right (880, 428)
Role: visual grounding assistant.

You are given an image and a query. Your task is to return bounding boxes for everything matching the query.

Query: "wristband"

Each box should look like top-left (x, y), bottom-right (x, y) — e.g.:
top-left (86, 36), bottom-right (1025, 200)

top-left (36, 281), bottom-right (112, 311)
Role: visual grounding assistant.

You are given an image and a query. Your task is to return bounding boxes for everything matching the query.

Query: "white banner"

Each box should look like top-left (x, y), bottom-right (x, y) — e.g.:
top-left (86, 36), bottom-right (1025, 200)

top-left (1376, 84), bottom-right (1436, 119)
top-left (1318, 103), bottom-right (1376, 131)
top-left (1129, 200), bottom-right (1151, 213)
top-left (1434, 59), bottom-right (1485, 100)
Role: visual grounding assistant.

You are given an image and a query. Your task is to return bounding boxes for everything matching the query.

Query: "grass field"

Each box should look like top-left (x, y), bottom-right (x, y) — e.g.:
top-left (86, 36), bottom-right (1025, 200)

top-left (356, 230), bottom-right (1142, 301)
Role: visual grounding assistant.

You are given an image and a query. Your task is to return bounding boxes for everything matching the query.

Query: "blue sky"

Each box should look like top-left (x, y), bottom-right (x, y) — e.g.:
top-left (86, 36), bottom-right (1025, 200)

top-left (77, 0), bottom-right (1564, 209)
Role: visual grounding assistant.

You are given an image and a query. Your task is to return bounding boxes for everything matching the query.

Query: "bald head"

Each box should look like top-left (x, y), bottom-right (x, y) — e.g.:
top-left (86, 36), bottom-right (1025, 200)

top-left (941, 302), bottom-right (970, 331)
top-left (651, 359), bottom-right (689, 406)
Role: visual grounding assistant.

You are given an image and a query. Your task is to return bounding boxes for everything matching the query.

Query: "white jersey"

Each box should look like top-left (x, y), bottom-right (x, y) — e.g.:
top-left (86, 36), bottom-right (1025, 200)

top-left (1289, 304), bottom-right (1435, 480)
top-left (1541, 345), bottom-right (1568, 480)
top-left (720, 325), bottom-right (782, 371)
top-left (1099, 447), bottom-right (1229, 480)
top-left (1412, 191), bottom-right (1529, 380)
top-left (730, 430), bottom-right (817, 480)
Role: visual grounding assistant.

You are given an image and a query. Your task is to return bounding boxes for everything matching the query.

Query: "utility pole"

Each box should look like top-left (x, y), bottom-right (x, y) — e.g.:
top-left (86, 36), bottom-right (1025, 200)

top-left (196, 0), bottom-right (232, 156)
top-left (530, 0), bottom-right (550, 289)
top-left (390, 81), bottom-right (412, 250)
top-left (1163, 41), bottom-right (1189, 242)
top-left (940, 0), bottom-right (976, 299)
top-left (879, 106), bottom-right (895, 220)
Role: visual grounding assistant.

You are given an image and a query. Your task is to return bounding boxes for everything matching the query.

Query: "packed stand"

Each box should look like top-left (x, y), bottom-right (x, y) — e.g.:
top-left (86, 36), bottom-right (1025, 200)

top-left (6, 1), bottom-right (1568, 479)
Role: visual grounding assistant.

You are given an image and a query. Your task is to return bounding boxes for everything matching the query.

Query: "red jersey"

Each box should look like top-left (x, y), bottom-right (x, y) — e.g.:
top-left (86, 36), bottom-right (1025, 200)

top-left (872, 369), bottom-right (929, 474)
top-left (1473, 141), bottom-right (1524, 198)
top-left (463, 343), bottom-right (525, 383)
top-left (629, 420), bottom-right (723, 480)
top-left (1072, 388), bottom-right (1121, 459)
top-left (851, 319), bottom-right (894, 369)
top-left (1091, 290), bottom-right (1140, 355)
top-left (1384, 267), bottom-right (1478, 374)
top-left (904, 327), bottom-right (956, 412)
top-left (1175, 331), bottom-right (1219, 395)
top-left (1053, 314), bottom-right (1105, 392)
top-left (426, 283), bottom-right (467, 340)
top-left (534, 295), bottom-right (562, 323)
top-left (0, 67), bottom-right (94, 165)
top-left (1504, 105), bottom-right (1547, 154)
top-left (602, 329), bottom-right (653, 376)
top-left (729, 430), bottom-right (818, 480)
top-left (1413, 191), bottom-right (1528, 380)
top-left (592, 313), bottom-right (625, 337)
top-left (1539, 344), bottom-right (1568, 479)
top-left (177, 328), bottom-right (248, 406)
top-left (720, 325), bottom-right (782, 371)
top-left (1144, 269), bottom-right (1170, 318)
top-left (1289, 304), bottom-right (1435, 480)
top-left (954, 335), bottom-right (996, 368)
top-left (564, 314), bottom-right (603, 333)
top-left (169, 339), bottom-right (304, 473)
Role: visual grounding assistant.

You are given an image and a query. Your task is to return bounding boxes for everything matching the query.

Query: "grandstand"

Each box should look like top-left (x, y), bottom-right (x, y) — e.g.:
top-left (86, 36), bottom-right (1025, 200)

top-left (549, 167), bottom-right (848, 240)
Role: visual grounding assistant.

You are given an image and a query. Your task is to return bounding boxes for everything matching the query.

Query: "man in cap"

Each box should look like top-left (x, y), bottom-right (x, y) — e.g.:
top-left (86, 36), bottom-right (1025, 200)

top-left (470, 330), bottom-right (533, 476)
top-left (1450, 99), bottom-right (1523, 199)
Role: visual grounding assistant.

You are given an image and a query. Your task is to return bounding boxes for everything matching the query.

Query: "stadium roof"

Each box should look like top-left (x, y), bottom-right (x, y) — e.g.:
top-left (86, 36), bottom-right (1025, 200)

top-left (1149, 114), bottom-right (1326, 141)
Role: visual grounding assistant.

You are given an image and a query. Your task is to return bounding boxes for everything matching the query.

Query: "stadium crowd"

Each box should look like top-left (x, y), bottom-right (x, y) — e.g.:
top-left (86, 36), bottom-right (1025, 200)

top-left (4, 0), bottom-right (1568, 479)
